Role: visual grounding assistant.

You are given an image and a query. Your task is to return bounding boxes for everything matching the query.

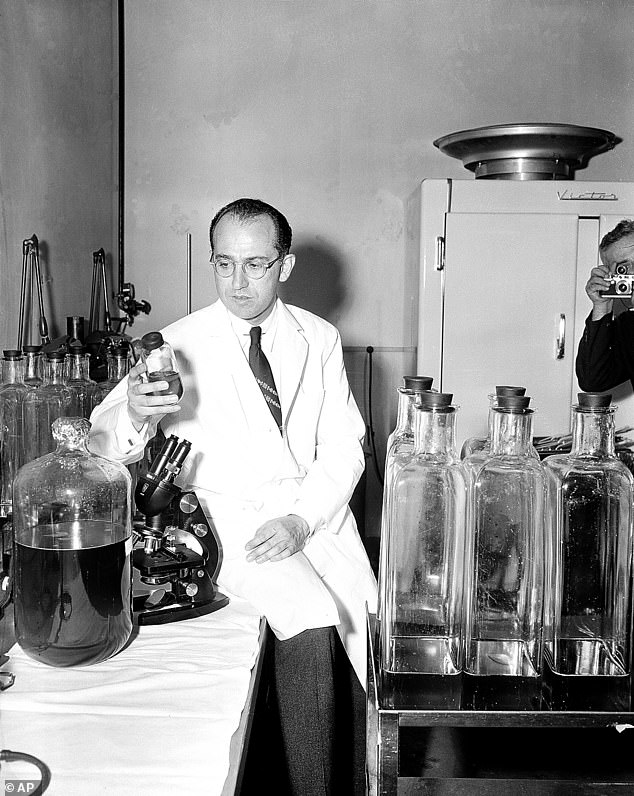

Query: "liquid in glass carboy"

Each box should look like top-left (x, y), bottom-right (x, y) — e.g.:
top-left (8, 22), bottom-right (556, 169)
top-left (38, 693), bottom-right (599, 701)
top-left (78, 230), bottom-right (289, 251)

top-left (379, 391), bottom-right (467, 709)
top-left (12, 417), bottom-right (133, 667)
top-left (543, 392), bottom-right (633, 711)
top-left (464, 394), bottom-right (546, 710)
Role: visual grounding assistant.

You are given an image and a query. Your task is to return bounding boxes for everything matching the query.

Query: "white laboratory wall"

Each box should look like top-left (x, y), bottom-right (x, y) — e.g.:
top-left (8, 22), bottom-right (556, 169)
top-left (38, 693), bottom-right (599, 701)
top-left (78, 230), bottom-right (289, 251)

top-left (118, 0), bottom-right (634, 537)
top-left (0, 0), bottom-right (116, 349)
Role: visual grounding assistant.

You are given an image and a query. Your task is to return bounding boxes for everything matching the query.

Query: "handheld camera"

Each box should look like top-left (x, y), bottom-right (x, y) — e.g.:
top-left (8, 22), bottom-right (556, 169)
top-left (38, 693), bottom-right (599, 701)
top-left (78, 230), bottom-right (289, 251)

top-left (599, 263), bottom-right (634, 299)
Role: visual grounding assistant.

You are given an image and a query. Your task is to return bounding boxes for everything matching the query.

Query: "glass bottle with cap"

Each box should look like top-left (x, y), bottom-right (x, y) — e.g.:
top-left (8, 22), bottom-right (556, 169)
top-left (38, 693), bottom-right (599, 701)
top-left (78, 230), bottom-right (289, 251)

top-left (463, 393), bottom-right (546, 710)
top-left (377, 376), bottom-right (433, 625)
top-left (12, 417), bottom-right (133, 666)
top-left (22, 345), bottom-right (43, 388)
top-left (22, 350), bottom-right (72, 464)
top-left (461, 386), bottom-right (539, 462)
top-left (65, 340), bottom-right (100, 419)
top-left (139, 332), bottom-right (182, 398)
top-left (379, 390), bottom-right (467, 708)
top-left (93, 341), bottom-right (132, 406)
top-left (0, 351), bottom-right (29, 518)
top-left (542, 392), bottom-right (634, 710)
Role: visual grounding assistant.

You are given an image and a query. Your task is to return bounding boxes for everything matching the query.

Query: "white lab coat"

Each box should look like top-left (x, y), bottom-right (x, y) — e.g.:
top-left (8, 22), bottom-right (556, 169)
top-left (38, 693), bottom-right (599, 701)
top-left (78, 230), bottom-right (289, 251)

top-left (89, 298), bottom-right (377, 686)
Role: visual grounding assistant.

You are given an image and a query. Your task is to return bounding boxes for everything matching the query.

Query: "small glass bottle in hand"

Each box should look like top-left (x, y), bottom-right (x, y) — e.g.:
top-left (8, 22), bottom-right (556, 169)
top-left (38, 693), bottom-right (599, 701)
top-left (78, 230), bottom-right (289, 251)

top-left (139, 332), bottom-right (183, 399)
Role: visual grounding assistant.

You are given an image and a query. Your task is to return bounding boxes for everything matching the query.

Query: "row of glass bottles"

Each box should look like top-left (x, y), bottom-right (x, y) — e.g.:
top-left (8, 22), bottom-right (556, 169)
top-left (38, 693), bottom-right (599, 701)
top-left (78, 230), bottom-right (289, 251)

top-left (378, 386), bottom-right (634, 713)
top-left (0, 343), bottom-right (131, 515)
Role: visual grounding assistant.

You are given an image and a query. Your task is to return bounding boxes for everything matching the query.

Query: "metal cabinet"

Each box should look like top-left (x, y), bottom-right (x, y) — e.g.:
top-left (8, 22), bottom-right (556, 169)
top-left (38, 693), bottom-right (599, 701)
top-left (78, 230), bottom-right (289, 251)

top-left (408, 179), bottom-right (634, 447)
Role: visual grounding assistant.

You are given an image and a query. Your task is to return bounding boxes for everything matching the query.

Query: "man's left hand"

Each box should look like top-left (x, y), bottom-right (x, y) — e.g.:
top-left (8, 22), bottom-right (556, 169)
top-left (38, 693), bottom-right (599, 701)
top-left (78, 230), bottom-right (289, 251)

top-left (245, 514), bottom-right (311, 563)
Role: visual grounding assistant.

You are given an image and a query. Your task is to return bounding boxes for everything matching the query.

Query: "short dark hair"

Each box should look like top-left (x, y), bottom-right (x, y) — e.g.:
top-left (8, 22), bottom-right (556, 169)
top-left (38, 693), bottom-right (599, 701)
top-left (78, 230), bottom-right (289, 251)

top-left (209, 198), bottom-right (292, 256)
top-left (600, 219), bottom-right (634, 251)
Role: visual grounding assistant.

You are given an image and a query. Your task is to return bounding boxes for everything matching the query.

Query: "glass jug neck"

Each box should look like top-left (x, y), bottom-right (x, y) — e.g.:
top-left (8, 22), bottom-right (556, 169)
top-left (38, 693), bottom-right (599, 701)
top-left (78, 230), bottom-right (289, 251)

top-left (413, 406), bottom-right (457, 457)
top-left (394, 388), bottom-right (418, 435)
top-left (490, 408), bottom-right (534, 456)
top-left (2, 359), bottom-right (24, 384)
top-left (44, 358), bottom-right (67, 385)
top-left (67, 353), bottom-right (91, 381)
top-left (571, 407), bottom-right (616, 457)
top-left (24, 352), bottom-right (43, 384)
top-left (108, 355), bottom-right (130, 382)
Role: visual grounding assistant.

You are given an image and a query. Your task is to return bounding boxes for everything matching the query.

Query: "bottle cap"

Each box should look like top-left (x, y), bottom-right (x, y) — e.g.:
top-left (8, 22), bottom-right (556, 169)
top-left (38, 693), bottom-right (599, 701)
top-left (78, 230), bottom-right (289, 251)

top-left (577, 392), bottom-right (612, 408)
top-left (68, 340), bottom-right (86, 354)
top-left (403, 375), bottom-right (433, 391)
top-left (417, 390), bottom-right (453, 408)
top-left (496, 385), bottom-right (526, 396)
top-left (497, 395), bottom-right (531, 410)
top-left (110, 342), bottom-right (130, 357)
top-left (46, 350), bottom-right (66, 361)
top-left (2, 349), bottom-right (22, 360)
top-left (141, 331), bottom-right (165, 351)
top-left (23, 345), bottom-right (42, 353)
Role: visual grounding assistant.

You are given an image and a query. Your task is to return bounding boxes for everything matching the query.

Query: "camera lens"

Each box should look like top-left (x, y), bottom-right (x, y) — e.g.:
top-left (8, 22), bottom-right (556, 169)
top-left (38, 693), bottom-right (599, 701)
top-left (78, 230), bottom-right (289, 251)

top-left (615, 263), bottom-right (629, 276)
top-left (617, 280), bottom-right (630, 294)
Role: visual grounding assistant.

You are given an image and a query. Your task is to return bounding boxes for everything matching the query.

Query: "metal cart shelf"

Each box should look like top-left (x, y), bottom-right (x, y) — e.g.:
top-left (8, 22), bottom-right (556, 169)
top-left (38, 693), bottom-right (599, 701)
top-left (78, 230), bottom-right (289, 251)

top-left (365, 613), bottom-right (634, 795)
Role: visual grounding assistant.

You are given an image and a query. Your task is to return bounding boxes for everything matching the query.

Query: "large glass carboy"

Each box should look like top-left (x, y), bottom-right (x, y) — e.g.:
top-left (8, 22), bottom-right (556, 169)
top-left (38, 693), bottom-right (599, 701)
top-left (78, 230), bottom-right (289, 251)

top-left (379, 391), bottom-right (467, 708)
top-left (13, 417), bottom-right (133, 666)
top-left (543, 392), bottom-right (634, 710)
top-left (464, 394), bottom-right (546, 710)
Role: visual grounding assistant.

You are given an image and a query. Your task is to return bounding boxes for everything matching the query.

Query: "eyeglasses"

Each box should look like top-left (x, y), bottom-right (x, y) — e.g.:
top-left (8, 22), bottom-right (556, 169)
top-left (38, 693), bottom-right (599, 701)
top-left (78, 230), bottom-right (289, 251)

top-left (210, 253), bottom-right (283, 280)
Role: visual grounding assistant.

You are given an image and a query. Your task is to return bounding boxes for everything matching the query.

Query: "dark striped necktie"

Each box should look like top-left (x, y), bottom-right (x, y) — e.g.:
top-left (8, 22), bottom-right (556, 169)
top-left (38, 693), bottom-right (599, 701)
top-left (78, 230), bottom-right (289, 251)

top-left (249, 326), bottom-right (282, 432)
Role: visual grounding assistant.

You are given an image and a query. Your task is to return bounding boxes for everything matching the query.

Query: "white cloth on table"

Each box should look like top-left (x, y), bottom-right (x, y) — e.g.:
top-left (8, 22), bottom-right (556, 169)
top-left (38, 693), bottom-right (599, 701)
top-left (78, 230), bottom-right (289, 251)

top-left (0, 597), bottom-right (262, 796)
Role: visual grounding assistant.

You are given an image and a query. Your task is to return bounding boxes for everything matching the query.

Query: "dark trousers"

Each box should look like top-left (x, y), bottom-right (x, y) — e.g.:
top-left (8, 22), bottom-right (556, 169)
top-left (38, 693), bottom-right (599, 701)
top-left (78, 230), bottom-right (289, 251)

top-left (267, 625), bottom-right (366, 796)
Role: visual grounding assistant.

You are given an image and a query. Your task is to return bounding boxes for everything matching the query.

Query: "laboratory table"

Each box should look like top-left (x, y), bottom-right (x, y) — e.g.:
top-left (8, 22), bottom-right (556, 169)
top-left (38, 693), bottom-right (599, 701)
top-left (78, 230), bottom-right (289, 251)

top-left (0, 597), bottom-right (265, 796)
top-left (366, 614), bottom-right (634, 795)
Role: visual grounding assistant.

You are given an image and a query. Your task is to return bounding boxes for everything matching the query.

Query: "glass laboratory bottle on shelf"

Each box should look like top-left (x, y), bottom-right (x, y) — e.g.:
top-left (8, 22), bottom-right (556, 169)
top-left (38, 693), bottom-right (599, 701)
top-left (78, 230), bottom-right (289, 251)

top-left (542, 392), bottom-right (634, 711)
top-left (22, 345), bottom-right (43, 388)
top-left (379, 391), bottom-right (467, 709)
top-left (65, 341), bottom-right (100, 419)
top-left (93, 342), bottom-right (131, 406)
top-left (377, 376), bottom-right (433, 624)
top-left (139, 332), bottom-right (183, 398)
top-left (0, 350), bottom-right (29, 519)
top-left (22, 350), bottom-right (72, 465)
top-left (12, 417), bottom-right (133, 667)
top-left (463, 394), bottom-right (546, 710)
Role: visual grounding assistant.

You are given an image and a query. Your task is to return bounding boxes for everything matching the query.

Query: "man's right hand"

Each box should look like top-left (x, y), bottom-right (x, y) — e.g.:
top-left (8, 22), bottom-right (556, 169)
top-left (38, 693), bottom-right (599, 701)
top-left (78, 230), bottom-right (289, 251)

top-left (126, 362), bottom-right (181, 431)
top-left (585, 264), bottom-right (614, 321)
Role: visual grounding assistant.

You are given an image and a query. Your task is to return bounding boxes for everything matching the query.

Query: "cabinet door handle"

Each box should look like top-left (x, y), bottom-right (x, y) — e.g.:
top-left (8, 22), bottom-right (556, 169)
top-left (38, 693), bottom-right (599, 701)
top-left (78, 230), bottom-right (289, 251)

top-left (555, 313), bottom-right (566, 359)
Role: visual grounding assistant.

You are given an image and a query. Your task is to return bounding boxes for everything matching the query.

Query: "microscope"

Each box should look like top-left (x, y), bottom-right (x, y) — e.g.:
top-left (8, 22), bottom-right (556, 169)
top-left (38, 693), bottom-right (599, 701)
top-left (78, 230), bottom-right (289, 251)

top-left (132, 434), bottom-right (228, 624)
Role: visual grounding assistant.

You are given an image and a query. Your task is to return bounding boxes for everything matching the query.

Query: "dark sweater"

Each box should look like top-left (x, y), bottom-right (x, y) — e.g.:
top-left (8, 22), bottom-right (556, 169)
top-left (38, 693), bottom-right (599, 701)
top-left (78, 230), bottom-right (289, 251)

top-left (576, 310), bottom-right (634, 393)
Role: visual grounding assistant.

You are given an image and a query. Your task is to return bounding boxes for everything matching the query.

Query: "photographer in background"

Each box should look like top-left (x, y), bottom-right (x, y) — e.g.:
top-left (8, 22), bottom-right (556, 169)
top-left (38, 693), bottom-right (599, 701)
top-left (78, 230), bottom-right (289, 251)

top-left (576, 219), bottom-right (634, 393)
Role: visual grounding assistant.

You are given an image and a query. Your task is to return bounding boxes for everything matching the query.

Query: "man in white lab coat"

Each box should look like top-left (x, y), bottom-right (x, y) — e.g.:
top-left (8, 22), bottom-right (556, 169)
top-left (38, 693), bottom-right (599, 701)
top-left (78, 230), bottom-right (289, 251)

top-left (89, 198), bottom-right (378, 795)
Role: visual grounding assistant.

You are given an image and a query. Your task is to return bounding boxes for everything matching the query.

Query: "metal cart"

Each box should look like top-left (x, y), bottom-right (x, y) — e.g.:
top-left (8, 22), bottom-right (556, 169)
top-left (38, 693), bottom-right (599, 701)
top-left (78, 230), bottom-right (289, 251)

top-left (366, 613), bottom-right (634, 795)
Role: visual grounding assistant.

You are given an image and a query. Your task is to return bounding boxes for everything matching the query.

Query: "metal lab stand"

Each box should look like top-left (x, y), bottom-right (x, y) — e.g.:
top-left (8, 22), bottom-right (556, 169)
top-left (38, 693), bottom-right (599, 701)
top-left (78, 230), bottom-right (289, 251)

top-left (365, 613), bottom-right (634, 795)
